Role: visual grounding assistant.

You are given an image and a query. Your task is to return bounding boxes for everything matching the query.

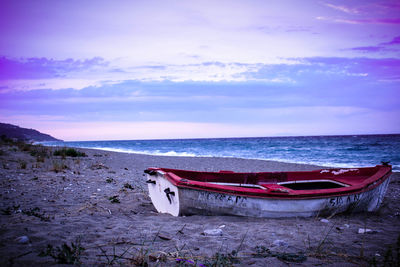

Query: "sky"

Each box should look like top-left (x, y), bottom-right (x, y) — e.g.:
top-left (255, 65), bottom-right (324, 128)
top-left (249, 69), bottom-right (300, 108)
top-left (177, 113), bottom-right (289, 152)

top-left (0, 0), bottom-right (399, 141)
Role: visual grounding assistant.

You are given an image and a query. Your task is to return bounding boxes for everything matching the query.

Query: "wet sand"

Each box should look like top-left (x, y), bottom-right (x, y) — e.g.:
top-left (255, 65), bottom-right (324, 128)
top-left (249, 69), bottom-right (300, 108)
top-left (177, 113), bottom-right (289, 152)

top-left (0, 144), bottom-right (399, 266)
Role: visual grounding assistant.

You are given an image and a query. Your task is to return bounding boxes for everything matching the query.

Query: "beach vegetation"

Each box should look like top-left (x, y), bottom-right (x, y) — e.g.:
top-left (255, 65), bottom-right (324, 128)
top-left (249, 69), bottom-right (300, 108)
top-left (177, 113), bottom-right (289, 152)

top-left (304, 223), bottom-right (335, 258)
top-left (379, 233), bottom-right (400, 267)
top-left (108, 195), bottom-right (120, 203)
top-left (130, 229), bottom-right (169, 266)
top-left (36, 156), bottom-right (45, 163)
top-left (38, 237), bottom-right (85, 265)
top-left (203, 250), bottom-right (240, 266)
top-left (29, 145), bottom-right (49, 162)
top-left (124, 183), bottom-right (134, 190)
top-left (202, 231), bottom-right (247, 266)
top-left (315, 224), bottom-right (335, 255)
top-left (252, 245), bottom-right (307, 263)
top-left (54, 147), bottom-right (87, 158)
top-left (0, 134), bottom-right (13, 144)
top-left (1, 205), bottom-right (20, 215)
top-left (19, 160), bottom-right (27, 169)
top-left (106, 177), bottom-right (114, 183)
top-left (22, 207), bottom-right (51, 222)
top-left (97, 243), bottom-right (135, 265)
top-left (19, 142), bottom-right (32, 152)
top-left (91, 163), bottom-right (109, 170)
top-left (96, 241), bottom-right (167, 266)
top-left (52, 160), bottom-right (69, 173)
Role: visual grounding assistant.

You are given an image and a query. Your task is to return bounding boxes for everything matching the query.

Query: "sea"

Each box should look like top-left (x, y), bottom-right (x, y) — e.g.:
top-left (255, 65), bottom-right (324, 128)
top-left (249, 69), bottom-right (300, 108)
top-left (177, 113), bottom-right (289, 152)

top-left (42, 134), bottom-right (400, 172)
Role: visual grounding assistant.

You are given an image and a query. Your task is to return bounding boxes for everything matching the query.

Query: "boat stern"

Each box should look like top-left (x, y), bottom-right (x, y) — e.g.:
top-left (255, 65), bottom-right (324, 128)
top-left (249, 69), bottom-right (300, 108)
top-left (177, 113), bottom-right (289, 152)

top-left (144, 169), bottom-right (181, 216)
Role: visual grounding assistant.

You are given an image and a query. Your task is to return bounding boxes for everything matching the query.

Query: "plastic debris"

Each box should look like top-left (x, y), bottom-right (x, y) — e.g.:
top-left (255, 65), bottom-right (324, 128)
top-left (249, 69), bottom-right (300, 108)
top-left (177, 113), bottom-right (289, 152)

top-left (203, 228), bottom-right (223, 236)
top-left (358, 228), bottom-right (377, 234)
top-left (272, 239), bottom-right (289, 248)
top-left (15, 236), bottom-right (29, 244)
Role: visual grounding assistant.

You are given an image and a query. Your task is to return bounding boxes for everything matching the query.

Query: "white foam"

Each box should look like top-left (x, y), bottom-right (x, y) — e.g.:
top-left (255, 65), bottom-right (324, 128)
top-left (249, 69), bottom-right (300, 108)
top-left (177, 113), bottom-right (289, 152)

top-left (80, 146), bottom-right (199, 157)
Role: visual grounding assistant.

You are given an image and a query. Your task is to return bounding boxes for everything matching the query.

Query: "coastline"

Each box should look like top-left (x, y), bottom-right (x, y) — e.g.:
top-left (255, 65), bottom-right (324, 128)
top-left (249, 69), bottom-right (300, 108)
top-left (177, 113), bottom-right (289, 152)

top-left (40, 134), bottom-right (400, 172)
top-left (1, 144), bottom-right (399, 266)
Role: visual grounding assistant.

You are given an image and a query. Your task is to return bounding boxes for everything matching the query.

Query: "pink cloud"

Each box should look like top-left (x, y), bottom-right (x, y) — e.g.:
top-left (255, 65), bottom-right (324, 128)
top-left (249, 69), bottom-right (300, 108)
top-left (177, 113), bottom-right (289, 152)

top-left (0, 57), bottom-right (107, 80)
top-left (381, 36), bottom-right (400, 45)
top-left (343, 18), bottom-right (400, 25)
top-left (324, 3), bottom-right (360, 14)
top-left (350, 46), bottom-right (383, 52)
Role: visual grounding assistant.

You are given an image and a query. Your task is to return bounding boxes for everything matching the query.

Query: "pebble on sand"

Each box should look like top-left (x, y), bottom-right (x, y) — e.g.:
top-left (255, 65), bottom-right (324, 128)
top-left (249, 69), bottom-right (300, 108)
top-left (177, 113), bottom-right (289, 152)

top-left (15, 236), bottom-right (29, 244)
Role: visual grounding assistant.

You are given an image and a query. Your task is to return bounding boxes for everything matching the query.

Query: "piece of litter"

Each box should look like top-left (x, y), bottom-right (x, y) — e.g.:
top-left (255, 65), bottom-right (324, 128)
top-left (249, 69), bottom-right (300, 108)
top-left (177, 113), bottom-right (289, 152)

top-left (358, 228), bottom-right (377, 234)
top-left (320, 219), bottom-right (329, 223)
top-left (203, 229), bottom-right (223, 236)
top-left (272, 239), bottom-right (289, 248)
top-left (15, 236), bottom-right (29, 244)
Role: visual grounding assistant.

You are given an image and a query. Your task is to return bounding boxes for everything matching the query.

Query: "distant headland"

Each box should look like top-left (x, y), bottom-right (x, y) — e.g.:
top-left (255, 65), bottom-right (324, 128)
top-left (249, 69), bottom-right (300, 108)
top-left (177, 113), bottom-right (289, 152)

top-left (0, 122), bottom-right (61, 142)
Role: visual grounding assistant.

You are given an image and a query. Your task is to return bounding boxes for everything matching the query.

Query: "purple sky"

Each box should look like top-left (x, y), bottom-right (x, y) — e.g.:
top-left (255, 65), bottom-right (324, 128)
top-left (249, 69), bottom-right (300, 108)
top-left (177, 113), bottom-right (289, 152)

top-left (0, 0), bottom-right (399, 140)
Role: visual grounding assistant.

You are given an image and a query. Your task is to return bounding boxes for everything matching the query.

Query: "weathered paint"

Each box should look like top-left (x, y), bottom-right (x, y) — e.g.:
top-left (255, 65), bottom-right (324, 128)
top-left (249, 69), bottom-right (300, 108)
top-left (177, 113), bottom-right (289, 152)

top-left (146, 172), bottom-right (391, 218)
top-left (147, 171), bottom-right (180, 216)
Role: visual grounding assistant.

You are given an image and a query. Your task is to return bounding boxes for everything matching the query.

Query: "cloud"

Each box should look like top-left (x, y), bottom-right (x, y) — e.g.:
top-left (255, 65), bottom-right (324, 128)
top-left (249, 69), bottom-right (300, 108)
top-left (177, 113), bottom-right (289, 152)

top-left (349, 18), bottom-right (400, 25)
top-left (323, 3), bottom-right (360, 14)
top-left (2, 56), bottom-right (399, 116)
top-left (380, 36), bottom-right (400, 46)
top-left (0, 56), bottom-right (108, 80)
top-left (316, 16), bottom-right (400, 25)
top-left (347, 35), bottom-right (400, 54)
top-left (1, 56), bottom-right (399, 139)
top-left (350, 46), bottom-right (383, 52)
top-left (1, 56), bottom-right (286, 91)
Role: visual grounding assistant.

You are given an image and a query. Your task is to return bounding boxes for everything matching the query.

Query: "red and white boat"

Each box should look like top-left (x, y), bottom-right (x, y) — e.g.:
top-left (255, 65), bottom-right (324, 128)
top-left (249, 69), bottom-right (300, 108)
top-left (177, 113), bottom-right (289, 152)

top-left (144, 164), bottom-right (392, 218)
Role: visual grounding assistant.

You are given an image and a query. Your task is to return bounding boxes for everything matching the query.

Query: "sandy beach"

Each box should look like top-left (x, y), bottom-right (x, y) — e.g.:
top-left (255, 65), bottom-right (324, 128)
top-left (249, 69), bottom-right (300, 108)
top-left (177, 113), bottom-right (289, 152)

top-left (1, 143), bottom-right (399, 266)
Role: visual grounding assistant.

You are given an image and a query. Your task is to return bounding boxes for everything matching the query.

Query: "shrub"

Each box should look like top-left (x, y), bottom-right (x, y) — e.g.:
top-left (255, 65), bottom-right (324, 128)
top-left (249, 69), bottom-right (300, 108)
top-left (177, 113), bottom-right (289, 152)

top-left (38, 237), bottom-right (85, 264)
top-left (108, 196), bottom-right (120, 203)
top-left (54, 148), bottom-right (87, 157)
top-left (52, 161), bottom-right (68, 173)
top-left (30, 145), bottom-right (49, 158)
top-left (22, 207), bottom-right (51, 222)
top-left (19, 160), bottom-right (27, 169)
top-left (124, 183), bottom-right (134, 190)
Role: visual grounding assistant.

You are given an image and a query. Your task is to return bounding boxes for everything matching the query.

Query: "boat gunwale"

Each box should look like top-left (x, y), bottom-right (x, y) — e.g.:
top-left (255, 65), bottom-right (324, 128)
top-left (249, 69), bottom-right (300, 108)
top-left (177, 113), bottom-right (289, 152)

top-left (146, 165), bottom-right (392, 200)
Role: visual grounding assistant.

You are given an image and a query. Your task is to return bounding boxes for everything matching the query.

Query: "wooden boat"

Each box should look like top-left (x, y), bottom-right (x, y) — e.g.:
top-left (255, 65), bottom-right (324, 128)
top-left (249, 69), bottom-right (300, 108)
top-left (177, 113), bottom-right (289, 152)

top-left (144, 164), bottom-right (392, 218)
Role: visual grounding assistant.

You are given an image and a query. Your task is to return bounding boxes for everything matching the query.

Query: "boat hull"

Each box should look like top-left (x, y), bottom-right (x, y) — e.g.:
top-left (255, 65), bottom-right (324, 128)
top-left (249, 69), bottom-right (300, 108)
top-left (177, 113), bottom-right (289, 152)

top-left (178, 177), bottom-right (391, 217)
top-left (146, 170), bottom-right (391, 218)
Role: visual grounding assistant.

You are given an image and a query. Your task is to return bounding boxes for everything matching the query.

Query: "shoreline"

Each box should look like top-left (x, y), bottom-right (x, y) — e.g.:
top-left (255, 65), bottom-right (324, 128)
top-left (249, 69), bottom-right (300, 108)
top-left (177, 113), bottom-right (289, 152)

top-left (44, 144), bottom-right (399, 172)
top-left (75, 146), bottom-right (400, 173)
top-left (1, 143), bottom-right (399, 266)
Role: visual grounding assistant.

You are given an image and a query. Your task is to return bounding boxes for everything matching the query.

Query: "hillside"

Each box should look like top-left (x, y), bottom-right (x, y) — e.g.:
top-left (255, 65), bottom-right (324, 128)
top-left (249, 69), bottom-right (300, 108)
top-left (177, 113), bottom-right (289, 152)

top-left (0, 123), bottom-right (61, 142)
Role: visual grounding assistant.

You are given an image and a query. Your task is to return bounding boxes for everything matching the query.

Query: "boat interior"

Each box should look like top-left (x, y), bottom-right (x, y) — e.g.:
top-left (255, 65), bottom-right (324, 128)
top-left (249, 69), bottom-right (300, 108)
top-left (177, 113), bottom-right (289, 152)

top-left (158, 165), bottom-right (388, 191)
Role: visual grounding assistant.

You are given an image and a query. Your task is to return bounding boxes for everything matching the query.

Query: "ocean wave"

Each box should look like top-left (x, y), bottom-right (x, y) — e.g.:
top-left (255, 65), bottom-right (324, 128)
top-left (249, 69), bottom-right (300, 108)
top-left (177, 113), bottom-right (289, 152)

top-left (38, 137), bottom-right (400, 172)
top-left (80, 146), bottom-right (199, 157)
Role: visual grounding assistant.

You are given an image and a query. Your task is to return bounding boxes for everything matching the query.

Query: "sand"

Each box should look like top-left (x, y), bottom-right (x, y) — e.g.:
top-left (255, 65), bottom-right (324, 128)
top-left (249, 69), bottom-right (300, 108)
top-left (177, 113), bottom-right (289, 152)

top-left (0, 143), bottom-right (399, 266)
